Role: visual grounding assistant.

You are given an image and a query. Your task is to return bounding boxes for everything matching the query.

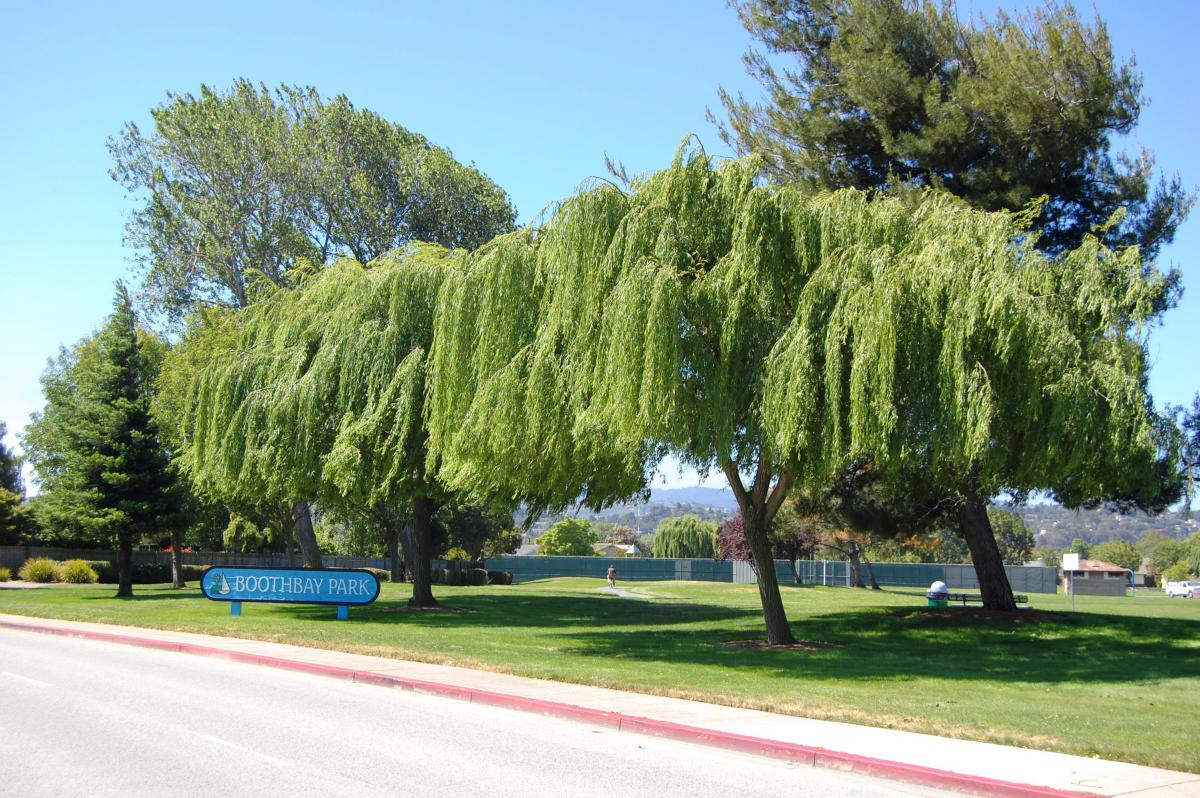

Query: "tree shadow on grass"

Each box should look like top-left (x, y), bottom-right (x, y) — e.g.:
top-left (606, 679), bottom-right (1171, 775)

top-left (553, 606), bottom-right (1200, 685)
top-left (278, 591), bottom-right (753, 629)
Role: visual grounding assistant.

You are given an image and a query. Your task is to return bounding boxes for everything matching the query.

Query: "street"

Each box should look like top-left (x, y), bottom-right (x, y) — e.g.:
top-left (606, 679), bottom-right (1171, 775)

top-left (0, 628), bottom-right (957, 797)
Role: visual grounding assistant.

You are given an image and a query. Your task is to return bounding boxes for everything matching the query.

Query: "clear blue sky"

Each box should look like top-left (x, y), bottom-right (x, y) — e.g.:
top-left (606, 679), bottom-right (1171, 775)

top-left (2, 0), bottom-right (1197, 492)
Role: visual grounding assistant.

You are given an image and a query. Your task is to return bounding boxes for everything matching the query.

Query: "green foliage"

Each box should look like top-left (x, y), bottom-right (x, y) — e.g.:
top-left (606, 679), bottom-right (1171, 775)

top-left (537, 519), bottom-right (597, 557)
top-left (444, 547), bottom-right (471, 562)
top-left (18, 558), bottom-right (59, 583)
top-left (1091, 540), bottom-right (1142, 572)
top-left (58, 559), bottom-right (99, 584)
top-left (429, 143), bottom-right (1174, 631)
top-left (481, 526), bottom-right (523, 559)
top-left (438, 502), bottom-right (513, 561)
top-left (486, 570), bottom-right (514, 585)
top-left (603, 524), bottom-right (641, 547)
top-left (182, 249), bottom-right (456, 517)
top-left (463, 568), bottom-right (489, 586)
top-left (653, 515), bottom-right (718, 559)
top-left (1162, 561), bottom-right (1193, 582)
top-left (987, 508), bottom-right (1036, 565)
top-left (361, 567), bottom-right (391, 583)
top-left (717, 0), bottom-right (1193, 259)
top-left (0, 421), bottom-right (33, 545)
top-left (1033, 546), bottom-right (1062, 569)
top-left (1147, 539), bottom-right (1184, 576)
top-left (109, 79), bottom-right (516, 323)
top-left (222, 514), bottom-right (277, 553)
top-left (1068, 538), bottom-right (1093, 559)
top-left (1185, 534), bottom-right (1200, 576)
top-left (20, 285), bottom-right (184, 557)
top-left (0, 567), bottom-right (10, 581)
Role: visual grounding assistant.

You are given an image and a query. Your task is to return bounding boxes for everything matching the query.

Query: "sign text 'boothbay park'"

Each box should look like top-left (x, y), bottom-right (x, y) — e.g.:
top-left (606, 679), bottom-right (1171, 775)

top-left (201, 566), bottom-right (380, 620)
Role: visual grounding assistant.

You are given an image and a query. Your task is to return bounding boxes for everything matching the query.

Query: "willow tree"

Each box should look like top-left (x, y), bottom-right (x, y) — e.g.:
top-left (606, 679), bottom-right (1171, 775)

top-left (182, 245), bottom-right (460, 605)
top-left (429, 145), bottom-right (1170, 643)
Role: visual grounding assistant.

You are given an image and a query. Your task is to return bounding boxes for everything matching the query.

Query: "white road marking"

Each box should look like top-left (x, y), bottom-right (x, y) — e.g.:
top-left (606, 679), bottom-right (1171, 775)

top-left (200, 734), bottom-right (293, 768)
top-left (1, 671), bottom-right (50, 688)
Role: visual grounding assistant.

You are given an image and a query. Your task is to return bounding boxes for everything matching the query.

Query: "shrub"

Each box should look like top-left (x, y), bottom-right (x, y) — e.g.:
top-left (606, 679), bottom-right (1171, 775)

top-left (87, 560), bottom-right (118, 582)
top-left (463, 568), bottom-right (489, 586)
top-left (1163, 561), bottom-right (1193, 583)
top-left (0, 567), bottom-right (11, 582)
top-left (362, 567), bottom-right (391, 583)
top-left (59, 559), bottom-right (99, 584)
top-left (444, 569), bottom-right (467, 587)
top-left (444, 546), bottom-right (471, 562)
top-left (18, 557), bottom-right (59, 583)
top-left (181, 564), bottom-right (210, 581)
top-left (486, 570), bottom-right (513, 585)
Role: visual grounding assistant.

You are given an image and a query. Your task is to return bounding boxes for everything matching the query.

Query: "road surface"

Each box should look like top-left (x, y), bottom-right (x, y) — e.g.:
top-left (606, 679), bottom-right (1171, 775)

top-left (0, 627), bottom-right (959, 797)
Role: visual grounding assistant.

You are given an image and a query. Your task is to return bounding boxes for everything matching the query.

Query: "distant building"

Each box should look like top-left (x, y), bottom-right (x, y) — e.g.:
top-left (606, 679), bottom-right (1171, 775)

top-left (1063, 559), bottom-right (1128, 597)
top-left (514, 543), bottom-right (541, 556)
top-left (592, 542), bottom-right (638, 558)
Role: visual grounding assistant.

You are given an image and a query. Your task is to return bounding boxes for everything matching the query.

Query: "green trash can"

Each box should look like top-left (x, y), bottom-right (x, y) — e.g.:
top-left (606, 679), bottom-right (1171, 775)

top-left (927, 580), bottom-right (949, 607)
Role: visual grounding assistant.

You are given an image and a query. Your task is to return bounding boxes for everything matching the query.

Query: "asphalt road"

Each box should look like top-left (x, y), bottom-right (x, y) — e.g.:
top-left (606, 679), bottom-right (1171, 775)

top-left (0, 628), bottom-right (958, 797)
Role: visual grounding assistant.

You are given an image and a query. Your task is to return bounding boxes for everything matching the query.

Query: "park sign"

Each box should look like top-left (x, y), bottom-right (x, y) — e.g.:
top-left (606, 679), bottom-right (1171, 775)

top-left (201, 566), bottom-right (380, 620)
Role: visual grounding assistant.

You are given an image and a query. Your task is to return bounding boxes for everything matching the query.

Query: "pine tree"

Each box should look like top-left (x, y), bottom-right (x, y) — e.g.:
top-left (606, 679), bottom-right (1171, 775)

top-left (22, 284), bottom-right (182, 595)
top-left (0, 421), bottom-right (32, 544)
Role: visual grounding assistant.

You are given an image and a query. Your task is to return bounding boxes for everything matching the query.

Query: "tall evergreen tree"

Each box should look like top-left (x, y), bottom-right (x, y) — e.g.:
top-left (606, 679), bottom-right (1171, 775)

top-left (22, 285), bottom-right (182, 596)
top-left (714, 0), bottom-right (1193, 259)
top-left (0, 422), bottom-right (32, 545)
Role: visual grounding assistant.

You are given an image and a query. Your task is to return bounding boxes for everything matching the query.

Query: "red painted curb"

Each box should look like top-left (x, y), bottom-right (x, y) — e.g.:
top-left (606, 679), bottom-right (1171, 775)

top-left (0, 618), bottom-right (1098, 798)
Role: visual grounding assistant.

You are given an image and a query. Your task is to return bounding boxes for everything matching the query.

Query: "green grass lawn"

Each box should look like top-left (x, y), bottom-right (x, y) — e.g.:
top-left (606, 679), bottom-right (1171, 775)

top-left (2, 578), bottom-right (1198, 772)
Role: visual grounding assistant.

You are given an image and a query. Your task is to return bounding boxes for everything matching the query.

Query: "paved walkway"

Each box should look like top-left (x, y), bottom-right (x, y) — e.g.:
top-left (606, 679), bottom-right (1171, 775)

top-left (1, 612), bottom-right (1197, 798)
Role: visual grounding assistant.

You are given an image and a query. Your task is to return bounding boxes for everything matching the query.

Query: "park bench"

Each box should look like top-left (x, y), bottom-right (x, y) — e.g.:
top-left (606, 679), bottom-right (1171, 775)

top-left (945, 592), bottom-right (1028, 606)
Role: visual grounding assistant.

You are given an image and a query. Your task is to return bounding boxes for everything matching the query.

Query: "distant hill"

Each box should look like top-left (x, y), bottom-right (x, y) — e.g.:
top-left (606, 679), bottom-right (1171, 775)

top-left (648, 486), bottom-right (738, 510)
top-left (1014, 505), bottom-right (1198, 548)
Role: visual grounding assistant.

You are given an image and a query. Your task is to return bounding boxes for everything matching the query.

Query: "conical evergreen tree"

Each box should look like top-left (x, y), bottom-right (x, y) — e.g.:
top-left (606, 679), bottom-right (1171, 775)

top-left (23, 284), bottom-right (182, 595)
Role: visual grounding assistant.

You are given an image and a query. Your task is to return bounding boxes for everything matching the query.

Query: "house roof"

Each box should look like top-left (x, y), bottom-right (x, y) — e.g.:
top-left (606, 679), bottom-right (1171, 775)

top-left (1069, 559), bottom-right (1127, 573)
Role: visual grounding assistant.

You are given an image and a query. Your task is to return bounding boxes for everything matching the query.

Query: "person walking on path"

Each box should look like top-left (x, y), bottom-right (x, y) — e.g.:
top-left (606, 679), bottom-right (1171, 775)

top-left (607, 564), bottom-right (616, 588)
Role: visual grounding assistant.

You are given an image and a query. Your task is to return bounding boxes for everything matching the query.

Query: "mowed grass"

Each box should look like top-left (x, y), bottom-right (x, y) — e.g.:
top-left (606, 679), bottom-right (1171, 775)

top-left (2, 578), bottom-right (1198, 771)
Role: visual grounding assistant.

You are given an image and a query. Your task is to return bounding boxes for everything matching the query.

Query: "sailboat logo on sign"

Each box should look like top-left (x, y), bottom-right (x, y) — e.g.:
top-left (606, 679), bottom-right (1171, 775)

top-left (208, 572), bottom-right (230, 595)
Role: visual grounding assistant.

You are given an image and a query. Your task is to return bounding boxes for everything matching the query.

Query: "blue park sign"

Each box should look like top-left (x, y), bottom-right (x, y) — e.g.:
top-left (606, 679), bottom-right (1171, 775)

top-left (201, 566), bottom-right (380, 619)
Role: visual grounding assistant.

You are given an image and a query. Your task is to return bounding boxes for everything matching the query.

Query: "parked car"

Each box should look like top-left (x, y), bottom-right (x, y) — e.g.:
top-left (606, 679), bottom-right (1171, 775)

top-left (1165, 580), bottom-right (1200, 598)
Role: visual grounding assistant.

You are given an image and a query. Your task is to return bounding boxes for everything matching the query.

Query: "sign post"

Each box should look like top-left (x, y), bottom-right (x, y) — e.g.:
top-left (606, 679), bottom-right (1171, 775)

top-left (201, 566), bottom-right (380, 620)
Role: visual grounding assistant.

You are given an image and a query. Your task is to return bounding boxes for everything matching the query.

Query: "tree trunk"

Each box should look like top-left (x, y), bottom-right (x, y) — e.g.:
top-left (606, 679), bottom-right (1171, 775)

top-left (291, 500), bottom-right (324, 569)
top-left (408, 496), bottom-right (438, 607)
top-left (846, 543), bottom-right (865, 588)
top-left (957, 497), bottom-right (1017, 611)
top-left (861, 550), bottom-right (881, 590)
top-left (386, 526), bottom-right (406, 582)
top-left (116, 532), bottom-right (133, 598)
top-left (742, 511), bottom-right (796, 645)
top-left (170, 528), bottom-right (186, 588)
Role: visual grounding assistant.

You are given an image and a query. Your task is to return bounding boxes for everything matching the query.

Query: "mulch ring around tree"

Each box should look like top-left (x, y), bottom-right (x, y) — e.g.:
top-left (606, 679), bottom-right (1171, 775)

top-left (715, 639), bottom-right (844, 651)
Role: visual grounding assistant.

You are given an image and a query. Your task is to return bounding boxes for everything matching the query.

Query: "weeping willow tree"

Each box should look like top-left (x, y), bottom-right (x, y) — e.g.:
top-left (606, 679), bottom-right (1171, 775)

top-left (182, 245), bottom-right (460, 605)
top-left (429, 144), bottom-right (1171, 643)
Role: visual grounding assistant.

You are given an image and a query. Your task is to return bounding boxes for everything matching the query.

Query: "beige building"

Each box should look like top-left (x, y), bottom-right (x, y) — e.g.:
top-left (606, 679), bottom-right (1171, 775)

top-left (1063, 559), bottom-right (1128, 597)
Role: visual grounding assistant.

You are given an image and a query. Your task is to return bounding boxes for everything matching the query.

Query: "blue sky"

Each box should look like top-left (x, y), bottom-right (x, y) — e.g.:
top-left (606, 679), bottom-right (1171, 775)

top-left (2, 0), bottom-right (1197, 492)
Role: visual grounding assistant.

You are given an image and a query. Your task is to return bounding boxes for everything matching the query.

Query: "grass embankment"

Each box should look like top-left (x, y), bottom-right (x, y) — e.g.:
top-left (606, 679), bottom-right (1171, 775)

top-left (2, 578), bottom-right (1197, 772)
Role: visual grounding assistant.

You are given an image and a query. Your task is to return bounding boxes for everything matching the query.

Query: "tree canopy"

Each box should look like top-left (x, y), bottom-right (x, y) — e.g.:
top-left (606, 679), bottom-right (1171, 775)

top-left (653, 515), bottom-right (718, 559)
top-left (179, 246), bottom-right (464, 604)
top-left (715, 0), bottom-right (1193, 259)
top-left (537, 519), bottom-right (597, 556)
top-left (429, 144), bottom-right (1172, 641)
top-left (0, 422), bottom-right (33, 545)
top-left (110, 80), bottom-right (516, 322)
top-left (21, 285), bottom-right (182, 595)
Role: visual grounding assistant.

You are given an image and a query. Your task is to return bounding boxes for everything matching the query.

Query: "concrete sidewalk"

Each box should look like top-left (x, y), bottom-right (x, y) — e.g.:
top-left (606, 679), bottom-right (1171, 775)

top-left (1, 612), bottom-right (1196, 798)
